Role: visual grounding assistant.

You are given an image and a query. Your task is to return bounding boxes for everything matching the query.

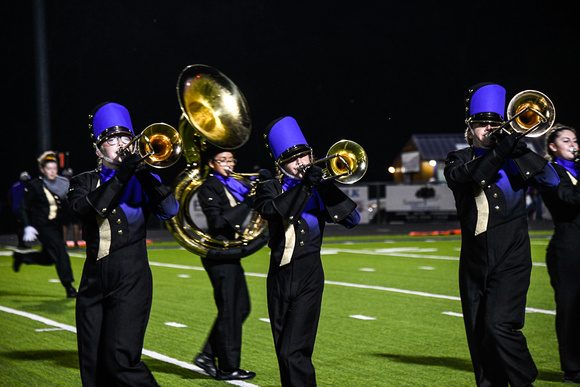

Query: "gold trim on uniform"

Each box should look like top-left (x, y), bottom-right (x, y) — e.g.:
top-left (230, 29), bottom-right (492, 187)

top-left (280, 219), bottom-right (296, 267)
top-left (473, 185), bottom-right (489, 236)
top-left (96, 217), bottom-right (112, 260)
top-left (42, 185), bottom-right (58, 220)
top-left (222, 186), bottom-right (238, 207)
top-left (566, 170), bottom-right (578, 186)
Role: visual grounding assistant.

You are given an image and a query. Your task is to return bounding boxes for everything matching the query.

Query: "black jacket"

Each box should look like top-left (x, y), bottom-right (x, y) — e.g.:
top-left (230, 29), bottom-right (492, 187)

top-left (20, 177), bottom-right (67, 228)
top-left (255, 179), bottom-right (357, 267)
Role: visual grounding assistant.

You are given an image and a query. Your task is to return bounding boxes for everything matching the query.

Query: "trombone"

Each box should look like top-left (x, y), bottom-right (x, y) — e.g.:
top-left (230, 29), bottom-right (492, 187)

top-left (118, 123), bottom-right (183, 168)
top-left (486, 90), bottom-right (556, 140)
top-left (299, 140), bottom-right (368, 184)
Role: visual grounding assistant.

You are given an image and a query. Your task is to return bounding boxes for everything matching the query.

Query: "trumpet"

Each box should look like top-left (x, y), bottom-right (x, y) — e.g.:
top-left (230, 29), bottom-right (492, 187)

top-left (117, 123), bottom-right (183, 168)
top-left (298, 140), bottom-right (367, 184)
top-left (485, 90), bottom-right (555, 140)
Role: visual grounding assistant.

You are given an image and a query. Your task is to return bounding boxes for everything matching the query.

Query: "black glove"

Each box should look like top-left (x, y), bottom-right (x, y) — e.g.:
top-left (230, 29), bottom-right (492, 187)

top-left (116, 153), bottom-right (142, 184)
top-left (510, 140), bottom-right (528, 158)
top-left (135, 168), bottom-right (172, 204)
top-left (494, 132), bottom-right (522, 160)
top-left (243, 193), bottom-right (256, 208)
top-left (304, 165), bottom-right (323, 188)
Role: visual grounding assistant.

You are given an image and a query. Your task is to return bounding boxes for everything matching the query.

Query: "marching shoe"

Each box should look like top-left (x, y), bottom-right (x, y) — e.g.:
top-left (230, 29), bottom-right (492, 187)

top-left (194, 352), bottom-right (217, 378)
top-left (216, 369), bottom-right (256, 381)
top-left (66, 286), bottom-right (78, 298)
top-left (12, 251), bottom-right (23, 272)
top-left (563, 372), bottom-right (580, 384)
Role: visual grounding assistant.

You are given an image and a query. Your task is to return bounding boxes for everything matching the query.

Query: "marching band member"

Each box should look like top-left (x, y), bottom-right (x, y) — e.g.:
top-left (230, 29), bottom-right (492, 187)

top-left (68, 102), bottom-right (179, 386)
top-left (13, 151), bottom-right (77, 297)
top-left (540, 125), bottom-right (580, 384)
top-left (444, 83), bottom-right (559, 386)
top-left (255, 116), bottom-right (360, 387)
top-left (193, 147), bottom-right (264, 381)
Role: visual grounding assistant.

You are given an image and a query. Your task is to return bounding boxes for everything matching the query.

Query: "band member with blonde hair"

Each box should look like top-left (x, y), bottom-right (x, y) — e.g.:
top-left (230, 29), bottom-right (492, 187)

top-left (68, 102), bottom-right (179, 386)
top-left (540, 124), bottom-right (580, 384)
top-left (444, 83), bottom-right (559, 386)
top-left (255, 116), bottom-right (360, 386)
top-left (13, 151), bottom-right (77, 298)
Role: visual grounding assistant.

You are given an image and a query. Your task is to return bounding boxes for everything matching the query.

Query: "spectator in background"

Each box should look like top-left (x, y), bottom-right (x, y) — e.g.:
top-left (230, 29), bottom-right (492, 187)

top-left (7, 171), bottom-right (31, 248)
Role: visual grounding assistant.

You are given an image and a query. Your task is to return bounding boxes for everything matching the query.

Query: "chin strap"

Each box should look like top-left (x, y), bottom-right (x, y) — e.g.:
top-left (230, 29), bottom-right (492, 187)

top-left (95, 145), bottom-right (123, 166)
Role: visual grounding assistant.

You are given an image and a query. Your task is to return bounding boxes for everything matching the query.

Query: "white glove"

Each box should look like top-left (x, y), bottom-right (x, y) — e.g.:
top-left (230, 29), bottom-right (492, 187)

top-left (23, 226), bottom-right (39, 242)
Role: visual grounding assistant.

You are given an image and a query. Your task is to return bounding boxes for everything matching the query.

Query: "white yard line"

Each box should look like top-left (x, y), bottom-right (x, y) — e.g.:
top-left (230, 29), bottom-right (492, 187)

top-left (0, 305), bottom-right (259, 387)
top-left (147, 260), bottom-right (555, 315)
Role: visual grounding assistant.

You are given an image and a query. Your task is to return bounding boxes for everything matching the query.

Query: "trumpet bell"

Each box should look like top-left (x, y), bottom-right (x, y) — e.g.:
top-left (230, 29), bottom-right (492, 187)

top-left (507, 90), bottom-right (555, 138)
top-left (177, 64), bottom-right (251, 149)
top-left (138, 123), bottom-right (183, 168)
top-left (325, 140), bottom-right (367, 184)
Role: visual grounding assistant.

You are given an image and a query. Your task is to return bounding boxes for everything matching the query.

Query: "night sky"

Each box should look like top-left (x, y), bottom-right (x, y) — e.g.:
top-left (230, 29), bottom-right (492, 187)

top-left (3, 0), bottom-right (580, 216)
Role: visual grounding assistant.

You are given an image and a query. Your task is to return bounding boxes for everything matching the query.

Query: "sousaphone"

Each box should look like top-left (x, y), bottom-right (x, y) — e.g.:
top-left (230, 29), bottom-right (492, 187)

top-left (166, 65), bottom-right (268, 259)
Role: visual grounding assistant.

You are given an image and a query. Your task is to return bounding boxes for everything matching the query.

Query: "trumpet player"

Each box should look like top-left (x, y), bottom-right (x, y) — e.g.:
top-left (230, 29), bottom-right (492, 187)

top-left (68, 102), bottom-right (179, 386)
top-left (540, 125), bottom-right (580, 384)
top-left (255, 116), bottom-right (360, 387)
top-left (444, 83), bottom-right (559, 387)
top-left (192, 147), bottom-right (270, 381)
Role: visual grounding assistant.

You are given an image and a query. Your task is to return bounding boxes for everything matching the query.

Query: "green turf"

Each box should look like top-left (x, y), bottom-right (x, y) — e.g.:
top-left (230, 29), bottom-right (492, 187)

top-left (0, 232), bottom-right (565, 386)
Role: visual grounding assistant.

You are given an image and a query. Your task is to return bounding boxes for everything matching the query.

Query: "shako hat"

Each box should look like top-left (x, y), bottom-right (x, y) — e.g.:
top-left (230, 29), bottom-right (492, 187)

top-left (264, 116), bottom-right (311, 164)
top-left (88, 102), bottom-right (135, 146)
top-left (465, 83), bottom-right (506, 124)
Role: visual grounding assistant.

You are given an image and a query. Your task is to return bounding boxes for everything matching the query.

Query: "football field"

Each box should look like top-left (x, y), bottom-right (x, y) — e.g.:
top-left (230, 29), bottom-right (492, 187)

top-left (0, 231), bottom-right (563, 386)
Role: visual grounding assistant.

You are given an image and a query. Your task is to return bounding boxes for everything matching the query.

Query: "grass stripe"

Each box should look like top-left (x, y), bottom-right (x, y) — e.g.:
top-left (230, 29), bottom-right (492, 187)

top-left (0, 304), bottom-right (260, 386)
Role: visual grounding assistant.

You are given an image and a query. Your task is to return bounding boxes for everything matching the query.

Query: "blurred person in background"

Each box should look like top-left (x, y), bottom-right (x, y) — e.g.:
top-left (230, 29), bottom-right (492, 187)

top-left (540, 124), bottom-right (580, 384)
top-left (13, 152), bottom-right (77, 298)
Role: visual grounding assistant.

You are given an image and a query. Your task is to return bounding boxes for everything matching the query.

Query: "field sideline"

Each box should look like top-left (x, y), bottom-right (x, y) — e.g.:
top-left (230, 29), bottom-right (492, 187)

top-left (0, 231), bottom-right (565, 386)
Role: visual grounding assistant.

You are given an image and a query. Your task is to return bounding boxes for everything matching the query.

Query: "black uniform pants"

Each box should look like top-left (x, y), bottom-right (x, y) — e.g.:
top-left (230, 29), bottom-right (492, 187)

top-left (201, 259), bottom-right (251, 371)
top-left (76, 242), bottom-right (159, 387)
top-left (547, 224), bottom-right (580, 374)
top-left (19, 224), bottom-right (74, 287)
top-left (267, 253), bottom-right (324, 387)
top-left (460, 221), bottom-right (537, 387)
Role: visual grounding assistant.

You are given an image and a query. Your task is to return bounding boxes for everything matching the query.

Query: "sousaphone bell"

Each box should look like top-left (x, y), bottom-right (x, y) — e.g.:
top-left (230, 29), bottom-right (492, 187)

top-left (166, 64), bottom-right (268, 259)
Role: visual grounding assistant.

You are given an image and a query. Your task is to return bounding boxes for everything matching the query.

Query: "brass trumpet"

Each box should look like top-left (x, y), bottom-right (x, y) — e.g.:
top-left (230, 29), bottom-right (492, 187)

top-left (118, 123), bottom-right (183, 168)
top-left (486, 90), bottom-right (556, 140)
top-left (299, 140), bottom-right (368, 184)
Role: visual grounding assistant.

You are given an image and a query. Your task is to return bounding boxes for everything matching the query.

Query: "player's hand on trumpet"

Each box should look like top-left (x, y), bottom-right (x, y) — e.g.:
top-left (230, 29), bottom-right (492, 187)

top-left (304, 165), bottom-right (323, 188)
